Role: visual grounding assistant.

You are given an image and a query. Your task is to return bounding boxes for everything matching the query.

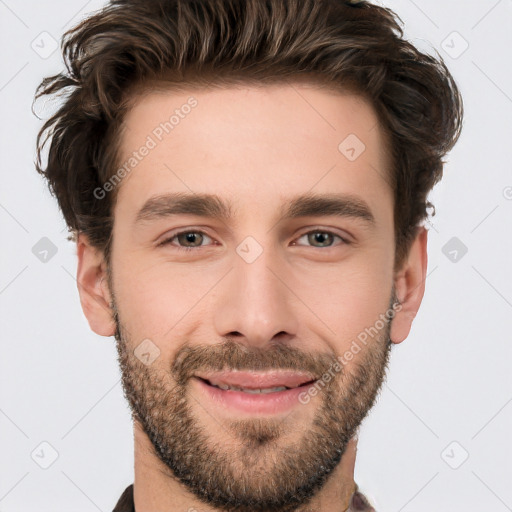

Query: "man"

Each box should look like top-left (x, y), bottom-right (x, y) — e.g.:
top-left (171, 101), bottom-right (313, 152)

top-left (34, 0), bottom-right (463, 510)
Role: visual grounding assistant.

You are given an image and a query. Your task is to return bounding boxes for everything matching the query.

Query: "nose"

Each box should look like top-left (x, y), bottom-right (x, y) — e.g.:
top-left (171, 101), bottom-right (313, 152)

top-left (213, 241), bottom-right (299, 348)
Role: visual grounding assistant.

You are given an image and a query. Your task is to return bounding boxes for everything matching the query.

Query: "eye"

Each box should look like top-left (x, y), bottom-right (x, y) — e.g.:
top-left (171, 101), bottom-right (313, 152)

top-left (158, 230), bottom-right (214, 251)
top-left (292, 230), bottom-right (349, 248)
top-left (157, 228), bottom-right (350, 252)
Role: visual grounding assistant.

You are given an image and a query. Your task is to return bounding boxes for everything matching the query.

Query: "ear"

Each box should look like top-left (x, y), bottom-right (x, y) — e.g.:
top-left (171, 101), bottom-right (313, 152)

top-left (390, 226), bottom-right (428, 344)
top-left (76, 233), bottom-right (116, 337)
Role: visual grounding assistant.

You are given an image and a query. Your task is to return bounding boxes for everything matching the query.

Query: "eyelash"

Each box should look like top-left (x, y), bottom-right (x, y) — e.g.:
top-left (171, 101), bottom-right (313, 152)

top-left (157, 229), bottom-right (350, 252)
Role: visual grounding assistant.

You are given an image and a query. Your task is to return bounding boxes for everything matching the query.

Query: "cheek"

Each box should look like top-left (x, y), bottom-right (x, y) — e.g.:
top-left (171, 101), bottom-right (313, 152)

top-left (292, 254), bottom-right (393, 348)
top-left (112, 254), bottom-right (221, 344)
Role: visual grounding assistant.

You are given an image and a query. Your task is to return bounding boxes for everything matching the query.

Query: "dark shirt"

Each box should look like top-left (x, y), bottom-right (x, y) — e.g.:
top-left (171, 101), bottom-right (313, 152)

top-left (112, 482), bottom-right (376, 511)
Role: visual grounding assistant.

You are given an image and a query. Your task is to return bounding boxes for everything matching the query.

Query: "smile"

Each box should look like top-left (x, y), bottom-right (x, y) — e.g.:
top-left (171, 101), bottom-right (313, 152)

top-left (192, 371), bottom-right (319, 415)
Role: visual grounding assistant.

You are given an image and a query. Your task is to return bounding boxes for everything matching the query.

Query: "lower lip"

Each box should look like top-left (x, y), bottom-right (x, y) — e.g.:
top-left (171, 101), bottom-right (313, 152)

top-left (193, 377), bottom-right (317, 415)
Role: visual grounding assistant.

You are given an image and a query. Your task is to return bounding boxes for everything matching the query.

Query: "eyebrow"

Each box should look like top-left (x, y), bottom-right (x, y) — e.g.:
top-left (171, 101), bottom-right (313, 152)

top-left (134, 191), bottom-right (376, 227)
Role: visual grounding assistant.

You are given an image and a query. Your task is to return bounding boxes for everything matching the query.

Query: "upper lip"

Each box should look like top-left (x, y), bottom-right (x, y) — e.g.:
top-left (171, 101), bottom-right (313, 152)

top-left (194, 371), bottom-right (317, 389)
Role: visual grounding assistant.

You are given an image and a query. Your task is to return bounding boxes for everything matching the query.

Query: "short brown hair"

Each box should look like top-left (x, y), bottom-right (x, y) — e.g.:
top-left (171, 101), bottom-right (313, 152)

top-left (34, 0), bottom-right (463, 269)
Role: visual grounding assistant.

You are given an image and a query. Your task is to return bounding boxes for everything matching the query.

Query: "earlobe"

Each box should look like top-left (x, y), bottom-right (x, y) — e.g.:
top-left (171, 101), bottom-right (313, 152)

top-left (76, 233), bottom-right (116, 337)
top-left (390, 227), bottom-right (428, 344)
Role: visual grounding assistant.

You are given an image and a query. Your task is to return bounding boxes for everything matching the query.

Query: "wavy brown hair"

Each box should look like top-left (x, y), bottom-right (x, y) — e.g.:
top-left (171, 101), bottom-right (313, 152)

top-left (34, 0), bottom-right (463, 270)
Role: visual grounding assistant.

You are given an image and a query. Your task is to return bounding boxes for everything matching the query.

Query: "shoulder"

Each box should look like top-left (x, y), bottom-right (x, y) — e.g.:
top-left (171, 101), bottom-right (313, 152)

top-left (348, 483), bottom-right (376, 511)
top-left (112, 483), bottom-right (134, 512)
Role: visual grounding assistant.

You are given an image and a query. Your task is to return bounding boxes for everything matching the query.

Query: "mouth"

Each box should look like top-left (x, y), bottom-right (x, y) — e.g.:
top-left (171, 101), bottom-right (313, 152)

top-left (195, 370), bottom-right (317, 392)
top-left (197, 378), bottom-right (317, 394)
top-left (192, 371), bottom-right (319, 415)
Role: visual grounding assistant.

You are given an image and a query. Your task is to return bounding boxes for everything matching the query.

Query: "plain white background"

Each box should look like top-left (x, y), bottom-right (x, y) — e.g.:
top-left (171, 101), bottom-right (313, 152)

top-left (0, 0), bottom-right (511, 510)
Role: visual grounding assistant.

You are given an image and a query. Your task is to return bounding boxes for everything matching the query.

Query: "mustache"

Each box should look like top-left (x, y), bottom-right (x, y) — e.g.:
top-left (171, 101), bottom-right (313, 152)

top-left (170, 339), bottom-right (340, 387)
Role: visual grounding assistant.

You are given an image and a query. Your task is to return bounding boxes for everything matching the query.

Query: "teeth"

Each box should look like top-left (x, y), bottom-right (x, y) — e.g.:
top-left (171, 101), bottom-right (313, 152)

top-left (210, 382), bottom-right (290, 393)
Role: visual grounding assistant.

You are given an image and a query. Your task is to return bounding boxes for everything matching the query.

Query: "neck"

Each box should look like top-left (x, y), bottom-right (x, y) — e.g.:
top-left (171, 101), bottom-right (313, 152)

top-left (133, 421), bottom-right (358, 512)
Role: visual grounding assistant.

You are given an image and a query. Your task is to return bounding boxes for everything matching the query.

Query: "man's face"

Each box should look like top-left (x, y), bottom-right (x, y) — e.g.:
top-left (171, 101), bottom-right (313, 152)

top-left (106, 83), bottom-right (398, 510)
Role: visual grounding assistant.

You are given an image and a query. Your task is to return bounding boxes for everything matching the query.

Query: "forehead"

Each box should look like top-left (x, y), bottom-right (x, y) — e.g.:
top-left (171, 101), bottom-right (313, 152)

top-left (114, 83), bottom-right (393, 223)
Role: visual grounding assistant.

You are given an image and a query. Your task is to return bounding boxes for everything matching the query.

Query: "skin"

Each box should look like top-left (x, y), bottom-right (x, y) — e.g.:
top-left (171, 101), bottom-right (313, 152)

top-left (76, 83), bottom-right (428, 511)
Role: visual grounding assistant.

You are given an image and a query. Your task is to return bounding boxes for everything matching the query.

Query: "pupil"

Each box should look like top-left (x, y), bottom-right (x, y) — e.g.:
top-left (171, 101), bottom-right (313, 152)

top-left (310, 232), bottom-right (331, 246)
top-left (181, 232), bottom-right (201, 246)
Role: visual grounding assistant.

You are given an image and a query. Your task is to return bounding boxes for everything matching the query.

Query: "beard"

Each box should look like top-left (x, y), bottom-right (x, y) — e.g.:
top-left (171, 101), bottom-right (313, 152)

top-left (112, 293), bottom-right (395, 512)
